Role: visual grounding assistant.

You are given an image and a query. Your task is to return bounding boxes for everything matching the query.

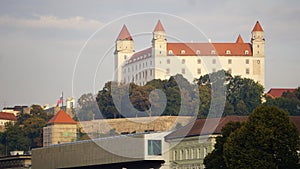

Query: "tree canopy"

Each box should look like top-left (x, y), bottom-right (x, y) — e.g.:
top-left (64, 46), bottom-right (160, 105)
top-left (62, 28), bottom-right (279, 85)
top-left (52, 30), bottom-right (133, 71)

top-left (219, 106), bottom-right (299, 169)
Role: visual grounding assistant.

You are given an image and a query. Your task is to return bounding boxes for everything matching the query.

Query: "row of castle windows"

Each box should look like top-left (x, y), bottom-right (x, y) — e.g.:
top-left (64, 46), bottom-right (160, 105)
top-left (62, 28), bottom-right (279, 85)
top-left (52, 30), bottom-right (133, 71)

top-left (166, 58), bottom-right (250, 65)
top-left (124, 69), bottom-right (153, 84)
top-left (173, 147), bottom-right (208, 161)
top-left (168, 50), bottom-right (249, 55)
top-left (124, 60), bottom-right (153, 74)
top-left (166, 68), bottom-right (201, 75)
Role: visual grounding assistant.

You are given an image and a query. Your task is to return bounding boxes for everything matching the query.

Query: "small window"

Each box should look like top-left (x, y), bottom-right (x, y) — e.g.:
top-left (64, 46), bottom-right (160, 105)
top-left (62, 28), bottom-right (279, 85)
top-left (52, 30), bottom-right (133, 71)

top-left (182, 59), bottom-right (186, 64)
top-left (181, 50), bottom-right (185, 54)
top-left (246, 68), bottom-right (250, 74)
top-left (150, 61), bottom-right (152, 65)
top-left (212, 68), bottom-right (216, 72)
top-left (212, 59), bottom-right (216, 64)
top-left (226, 50), bottom-right (231, 55)
top-left (159, 51), bottom-right (162, 54)
top-left (124, 55), bottom-right (127, 59)
top-left (148, 140), bottom-right (162, 156)
top-left (197, 68), bottom-right (201, 75)
top-left (228, 59), bottom-right (232, 64)
top-left (168, 50), bottom-right (173, 55)
top-left (167, 59), bottom-right (170, 64)
top-left (196, 50), bottom-right (201, 55)
top-left (245, 50), bottom-right (249, 55)
top-left (211, 50), bottom-right (216, 54)
top-left (166, 68), bottom-right (170, 74)
top-left (197, 59), bottom-right (201, 64)
top-left (182, 68), bottom-right (185, 74)
top-left (246, 59), bottom-right (249, 64)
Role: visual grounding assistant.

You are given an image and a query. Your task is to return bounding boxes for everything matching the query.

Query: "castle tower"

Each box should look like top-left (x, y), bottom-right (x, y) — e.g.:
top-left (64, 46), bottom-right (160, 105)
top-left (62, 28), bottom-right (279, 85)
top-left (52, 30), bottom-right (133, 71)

top-left (251, 21), bottom-right (265, 57)
top-left (115, 25), bottom-right (134, 83)
top-left (152, 20), bottom-right (167, 57)
top-left (43, 109), bottom-right (77, 147)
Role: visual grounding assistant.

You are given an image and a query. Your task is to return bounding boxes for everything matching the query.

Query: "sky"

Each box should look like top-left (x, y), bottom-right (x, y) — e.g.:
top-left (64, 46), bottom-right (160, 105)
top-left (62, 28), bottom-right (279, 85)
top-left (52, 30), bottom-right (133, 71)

top-left (0, 0), bottom-right (299, 110)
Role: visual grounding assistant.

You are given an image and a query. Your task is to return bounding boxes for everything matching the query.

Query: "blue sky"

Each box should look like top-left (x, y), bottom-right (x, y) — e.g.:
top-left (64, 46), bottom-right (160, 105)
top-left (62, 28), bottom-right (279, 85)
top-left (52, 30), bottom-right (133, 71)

top-left (0, 0), bottom-right (299, 109)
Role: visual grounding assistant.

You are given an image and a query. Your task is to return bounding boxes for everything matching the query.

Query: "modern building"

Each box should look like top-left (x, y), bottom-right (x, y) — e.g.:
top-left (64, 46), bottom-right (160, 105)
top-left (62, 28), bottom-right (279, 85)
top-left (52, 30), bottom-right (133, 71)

top-left (33, 132), bottom-right (170, 169)
top-left (43, 109), bottom-right (77, 147)
top-left (2, 105), bottom-right (29, 116)
top-left (0, 155), bottom-right (31, 169)
top-left (115, 20), bottom-right (265, 87)
top-left (0, 112), bottom-right (17, 131)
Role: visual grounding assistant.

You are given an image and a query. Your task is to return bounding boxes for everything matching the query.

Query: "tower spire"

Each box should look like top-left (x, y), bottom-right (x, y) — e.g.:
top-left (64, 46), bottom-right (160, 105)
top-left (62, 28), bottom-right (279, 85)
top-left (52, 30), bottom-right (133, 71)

top-left (116, 25), bottom-right (133, 41)
top-left (252, 21), bottom-right (264, 32)
top-left (153, 20), bottom-right (165, 32)
top-left (235, 34), bottom-right (244, 43)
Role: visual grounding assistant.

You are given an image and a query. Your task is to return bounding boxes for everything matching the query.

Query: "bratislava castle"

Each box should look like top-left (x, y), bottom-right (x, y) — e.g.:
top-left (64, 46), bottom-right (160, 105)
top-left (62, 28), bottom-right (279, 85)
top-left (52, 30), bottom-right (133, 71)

top-left (114, 20), bottom-right (265, 86)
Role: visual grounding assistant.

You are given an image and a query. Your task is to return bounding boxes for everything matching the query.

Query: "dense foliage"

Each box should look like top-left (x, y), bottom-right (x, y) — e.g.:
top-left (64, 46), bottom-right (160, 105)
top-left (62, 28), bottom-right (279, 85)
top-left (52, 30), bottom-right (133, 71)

top-left (0, 105), bottom-right (52, 156)
top-left (90, 70), bottom-right (264, 119)
top-left (204, 106), bottom-right (300, 169)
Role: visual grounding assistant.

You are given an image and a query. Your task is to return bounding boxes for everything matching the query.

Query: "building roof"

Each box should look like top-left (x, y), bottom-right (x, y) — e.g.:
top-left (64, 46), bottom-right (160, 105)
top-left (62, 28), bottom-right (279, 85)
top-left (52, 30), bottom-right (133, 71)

top-left (266, 88), bottom-right (296, 98)
top-left (252, 21), bottom-right (264, 32)
top-left (236, 34), bottom-right (244, 43)
top-left (0, 112), bottom-right (17, 121)
top-left (116, 25), bottom-right (133, 41)
top-left (167, 42), bottom-right (252, 56)
top-left (47, 109), bottom-right (76, 125)
top-left (153, 20), bottom-right (165, 32)
top-left (125, 47), bottom-right (152, 65)
top-left (165, 116), bottom-right (248, 140)
top-left (165, 116), bottom-right (300, 140)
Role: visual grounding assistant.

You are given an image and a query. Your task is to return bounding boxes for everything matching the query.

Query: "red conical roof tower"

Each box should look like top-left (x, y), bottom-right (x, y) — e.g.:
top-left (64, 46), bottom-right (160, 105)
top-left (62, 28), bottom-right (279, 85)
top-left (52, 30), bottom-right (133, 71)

top-left (154, 20), bottom-right (165, 32)
top-left (252, 21), bottom-right (264, 32)
top-left (47, 109), bottom-right (76, 125)
top-left (235, 34), bottom-right (244, 43)
top-left (116, 25), bottom-right (133, 40)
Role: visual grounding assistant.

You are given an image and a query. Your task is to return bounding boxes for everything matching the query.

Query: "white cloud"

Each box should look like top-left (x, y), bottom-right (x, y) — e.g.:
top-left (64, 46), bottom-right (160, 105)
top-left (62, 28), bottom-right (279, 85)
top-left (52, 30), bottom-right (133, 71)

top-left (0, 15), bottom-right (104, 30)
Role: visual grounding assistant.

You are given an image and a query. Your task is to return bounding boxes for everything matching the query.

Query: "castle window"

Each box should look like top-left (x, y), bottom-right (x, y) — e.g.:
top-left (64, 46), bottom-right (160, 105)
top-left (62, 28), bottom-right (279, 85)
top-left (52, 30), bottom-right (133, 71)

top-left (167, 59), bottom-right (170, 64)
top-left (182, 68), bottom-right (185, 74)
top-left (212, 59), bottom-right (216, 64)
top-left (212, 68), bottom-right (216, 72)
top-left (124, 55), bottom-right (127, 59)
top-left (245, 50), bottom-right (249, 55)
top-left (197, 59), bottom-right (201, 64)
top-left (246, 68), bottom-right (250, 74)
top-left (211, 50), bottom-right (216, 54)
top-left (168, 50), bottom-right (173, 55)
top-left (257, 44), bottom-right (260, 48)
top-left (182, 59), bottom-right (186, 64)
top-left (150, 60), bottom-right (152, 65)
top-left (181, 50), bottom-right (186, 54)
top-left (139, 64), bottom-right (141, 69)
top-left (226, 50), bottom-right (231, 55)
top-left (228, 59), bottom-right (232, 64)
top-left (196, 50), bottom-right (201, 55)
top-left (159, 51), bottom-right (162, 54)
top-left (197, 68), bottom-right (201, 75)
top-left (166, 68), bottom-right (170, 74)
top-left (246, 59), bottom-right (249, 64)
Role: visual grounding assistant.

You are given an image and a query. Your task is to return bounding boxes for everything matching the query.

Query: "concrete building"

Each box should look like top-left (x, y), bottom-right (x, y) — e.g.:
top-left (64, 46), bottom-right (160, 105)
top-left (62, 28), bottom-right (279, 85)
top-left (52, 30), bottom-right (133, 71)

top-left (43, 109), bottom-right (77, 147)
top-left (0, 155), bottom-right (31, 169)
top-left (33, 132), bottom-right (170, 169)
top-left (116, 20), bottom-right (265, 87)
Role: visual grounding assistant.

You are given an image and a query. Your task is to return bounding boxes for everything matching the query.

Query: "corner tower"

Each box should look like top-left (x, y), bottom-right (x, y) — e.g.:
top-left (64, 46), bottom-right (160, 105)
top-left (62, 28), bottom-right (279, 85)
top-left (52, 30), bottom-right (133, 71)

top-left (115, 25), bottom-right (134, 83)
top-left (152, 20), bottom-right (167, 57)
top-left (251, 21), bottom-right (264, 57)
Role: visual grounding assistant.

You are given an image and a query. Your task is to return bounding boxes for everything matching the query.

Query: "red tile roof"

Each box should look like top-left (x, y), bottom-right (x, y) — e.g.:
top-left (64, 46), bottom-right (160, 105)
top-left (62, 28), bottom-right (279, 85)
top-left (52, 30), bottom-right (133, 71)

top-left (166, 116), bottom-right (300, 140)
top-left (154, 20), bottom-right (165, 32)
top-left (47, 109), bottom-right (76, 125)
top-left (0, 112), bottom-right (17, 121)
top-left (236, 34), bottom-right (244, 43)
top-left (252, 21), bottom-right (264, 32)
top-left (266, 88), bottom-right (296, 98)
top-left (116, 25), bottom-right (133, 41)
top-left (167, 42), bottom-right (252, 56)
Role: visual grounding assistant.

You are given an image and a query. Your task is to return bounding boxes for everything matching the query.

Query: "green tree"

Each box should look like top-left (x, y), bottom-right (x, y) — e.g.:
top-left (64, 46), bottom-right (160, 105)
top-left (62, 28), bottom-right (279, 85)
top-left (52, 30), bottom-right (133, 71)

top-left (223, 106), bottom-right (299, 169)
top-left (23, 116), bottom-right (47, 148)
top-left (204, 122), bottom-right (242, 169)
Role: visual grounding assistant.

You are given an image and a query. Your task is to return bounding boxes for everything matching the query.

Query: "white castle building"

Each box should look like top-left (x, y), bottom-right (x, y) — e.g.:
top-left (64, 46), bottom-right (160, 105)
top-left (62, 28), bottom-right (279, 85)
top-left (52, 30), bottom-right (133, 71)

top-left (115, 20), bottom-right (265, 86)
